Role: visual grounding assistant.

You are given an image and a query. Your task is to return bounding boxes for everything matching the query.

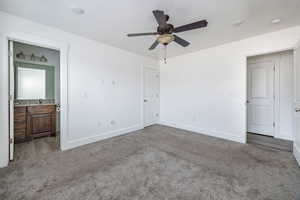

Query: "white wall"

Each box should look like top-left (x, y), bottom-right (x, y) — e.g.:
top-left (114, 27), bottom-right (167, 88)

top-left (0, 11), bottom-right (158, 168)
top-left (160, 26), bottom-right (300, 143)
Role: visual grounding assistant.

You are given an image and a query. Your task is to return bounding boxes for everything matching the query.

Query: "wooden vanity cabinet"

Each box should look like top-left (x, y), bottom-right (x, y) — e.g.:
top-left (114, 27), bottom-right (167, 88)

top-left (27, 105), bottom-right (56, 139)
top-left (14, 105), bottom-right (56, 143)
top-left (14, 106), bottom-right (27, 143)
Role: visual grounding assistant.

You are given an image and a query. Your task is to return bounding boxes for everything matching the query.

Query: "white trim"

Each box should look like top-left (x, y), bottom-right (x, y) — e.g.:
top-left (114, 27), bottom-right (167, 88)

top-left (294, 144), bottom-right (300, 166)
top-left (0, 32), bottom-right (69, 168)
top-left (159, 120), bottom-right (246, 143)
top-left (293, 40), bottom-right (300, 166)
top-left (294, 45), bottom-right (300, 105)
top-left (8, 40), bottom-right (14, 161)
top-left (295, 40), bottom-right (300, 49)
top-left (65, 124), bottom-right (143, 149)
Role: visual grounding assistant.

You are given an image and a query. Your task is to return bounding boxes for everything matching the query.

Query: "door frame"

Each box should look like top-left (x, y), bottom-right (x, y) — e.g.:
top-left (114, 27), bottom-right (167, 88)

top-left (8, 41), bottom-right (14, 160)
top-left (141, 66), bottom-right (160, 128)
top-left (1, 32), bottom-right (69, 165)
top-left (244, 47), bottom-right (295, 143)
top-left (293, 41), bottom-right (300, 164)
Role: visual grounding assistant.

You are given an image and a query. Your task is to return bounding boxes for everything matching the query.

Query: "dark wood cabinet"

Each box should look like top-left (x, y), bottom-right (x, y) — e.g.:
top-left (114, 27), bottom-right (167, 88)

top-left (27, 105), bottom-right (56, 138)
top-left (14, 105), bottom-right (56, 143)
top-left (14, 106), bottom-right (27, 142)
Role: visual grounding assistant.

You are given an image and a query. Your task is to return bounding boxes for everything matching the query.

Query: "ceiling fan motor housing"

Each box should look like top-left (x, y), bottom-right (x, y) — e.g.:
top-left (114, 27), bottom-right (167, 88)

top-left (157, 24), bottom-right (174, 35)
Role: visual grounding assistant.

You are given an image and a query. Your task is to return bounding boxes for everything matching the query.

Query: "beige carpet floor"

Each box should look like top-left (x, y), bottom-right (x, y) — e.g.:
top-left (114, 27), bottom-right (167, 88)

top-left (0, 125), bottom-right (300, 200)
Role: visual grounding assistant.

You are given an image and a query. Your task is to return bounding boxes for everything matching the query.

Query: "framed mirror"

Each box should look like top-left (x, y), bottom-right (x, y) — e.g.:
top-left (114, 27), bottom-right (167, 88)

top-left (14, 62), bottom-right (55, 100)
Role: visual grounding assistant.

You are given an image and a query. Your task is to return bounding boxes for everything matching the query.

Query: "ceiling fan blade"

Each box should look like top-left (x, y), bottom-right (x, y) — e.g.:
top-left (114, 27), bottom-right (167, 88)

top-left (153, 10), bottom-right (167, 26)
top-left (127, 32), bottom-right (158, 37)
top-left (173, 35), bottom-right (190, 47)
top-left (174, 20), bottom-right (208, 33)
top-left (149, 40), bottom-right (159, 50)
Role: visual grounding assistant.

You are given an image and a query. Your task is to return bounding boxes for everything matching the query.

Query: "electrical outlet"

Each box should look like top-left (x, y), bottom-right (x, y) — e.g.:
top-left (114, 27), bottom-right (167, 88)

top-left (82, 92), bottom-right (88, 98)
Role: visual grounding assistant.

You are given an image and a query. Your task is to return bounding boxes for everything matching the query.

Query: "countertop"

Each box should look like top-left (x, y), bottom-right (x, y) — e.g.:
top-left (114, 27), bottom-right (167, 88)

top-left (14, 104), bottom-right (57, 107)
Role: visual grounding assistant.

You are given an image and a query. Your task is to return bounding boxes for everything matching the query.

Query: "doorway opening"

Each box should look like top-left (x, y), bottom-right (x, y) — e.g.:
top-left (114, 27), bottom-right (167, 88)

top-left (9, 40), bottom-right (61, 161)
top-left (246, 50), bottom-right (294, 151)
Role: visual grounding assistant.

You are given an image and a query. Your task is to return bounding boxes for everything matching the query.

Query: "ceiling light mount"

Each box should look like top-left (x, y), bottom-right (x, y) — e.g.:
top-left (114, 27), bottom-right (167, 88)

top-left (271, 18), bottom-right (281, 24)
top-left (71, 7), bottom-right (85, 15)
top-left (232, 20), bottom-right (245, 26)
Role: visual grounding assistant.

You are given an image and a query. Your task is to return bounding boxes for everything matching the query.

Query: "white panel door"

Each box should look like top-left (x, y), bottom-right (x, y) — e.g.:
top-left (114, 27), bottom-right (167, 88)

top-left (294, 43), bottom-right (300, 165)
top-left (144, 67), bottom-right (159, 127)
top-left (9, 40), bottom-right (14, 161)
top-left (247, 61), bottom-right (274, 136)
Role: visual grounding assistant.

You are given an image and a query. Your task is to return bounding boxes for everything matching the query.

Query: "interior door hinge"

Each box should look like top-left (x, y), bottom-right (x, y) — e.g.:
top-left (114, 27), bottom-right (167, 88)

top-left (273, 66), bottom-right (275, 71)
top-left (273, 122), bottom-right (275, 127)
top-left (9, 50), bottom-right (13, 57)
top-left (9, 138), bottom-right (13, 144)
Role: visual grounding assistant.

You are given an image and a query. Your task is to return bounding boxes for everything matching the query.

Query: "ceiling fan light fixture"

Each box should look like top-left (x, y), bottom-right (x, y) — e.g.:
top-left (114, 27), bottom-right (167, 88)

top-left (157, 34), bottom-right (174, 45)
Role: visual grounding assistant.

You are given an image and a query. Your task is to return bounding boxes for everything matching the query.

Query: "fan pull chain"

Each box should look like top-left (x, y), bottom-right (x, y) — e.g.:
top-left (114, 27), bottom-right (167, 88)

top-left (164, 45), bottom-right (167, 64)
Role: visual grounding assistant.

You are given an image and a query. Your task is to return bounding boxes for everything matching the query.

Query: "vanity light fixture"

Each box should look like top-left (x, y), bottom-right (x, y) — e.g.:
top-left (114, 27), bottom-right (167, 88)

top-left (16, 51), bottom-right (25, 59)
top-left (40, 55), bottom-right (48, 63)
top-left (30, 54), bottom-right (36, 61)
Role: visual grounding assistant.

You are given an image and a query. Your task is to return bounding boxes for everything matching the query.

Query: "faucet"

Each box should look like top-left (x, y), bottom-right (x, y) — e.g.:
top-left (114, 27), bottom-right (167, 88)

top-left (39, 99), bottom-right (43, 104)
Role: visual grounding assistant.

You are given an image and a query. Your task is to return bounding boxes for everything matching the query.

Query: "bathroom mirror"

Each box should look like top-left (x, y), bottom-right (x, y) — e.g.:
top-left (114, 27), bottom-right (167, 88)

top-left (15, 62), bottom-right (55, 100)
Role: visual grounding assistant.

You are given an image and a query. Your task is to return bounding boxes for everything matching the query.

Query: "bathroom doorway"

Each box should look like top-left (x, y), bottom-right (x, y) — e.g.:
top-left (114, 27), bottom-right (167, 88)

top-left (9, 40), bottom-right (61, 160)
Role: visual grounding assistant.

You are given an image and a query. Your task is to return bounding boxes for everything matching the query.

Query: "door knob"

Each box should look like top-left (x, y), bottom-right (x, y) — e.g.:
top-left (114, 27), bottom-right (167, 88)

top-left (144, 99), bottom-right (148, 102)
top-left (296, 108), bottom-right (300, 112)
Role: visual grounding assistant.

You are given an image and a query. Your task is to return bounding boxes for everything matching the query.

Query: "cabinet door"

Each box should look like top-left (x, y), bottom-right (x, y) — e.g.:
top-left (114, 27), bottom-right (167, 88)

top-left (27, 105), bottom-right (56, 138)
top-left (31, 114), bottom-right (52, 134)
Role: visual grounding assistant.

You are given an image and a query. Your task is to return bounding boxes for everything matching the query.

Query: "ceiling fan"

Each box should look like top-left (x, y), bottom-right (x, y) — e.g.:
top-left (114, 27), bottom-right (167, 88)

top-left (127, 10), bottom-right (208, 50)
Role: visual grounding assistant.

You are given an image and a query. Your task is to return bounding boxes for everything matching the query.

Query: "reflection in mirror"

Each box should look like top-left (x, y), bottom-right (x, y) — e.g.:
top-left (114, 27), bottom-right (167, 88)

top-left (17, 67), bottom-right (46, 99)
top-left (15, 62), bottom-right (55, 100)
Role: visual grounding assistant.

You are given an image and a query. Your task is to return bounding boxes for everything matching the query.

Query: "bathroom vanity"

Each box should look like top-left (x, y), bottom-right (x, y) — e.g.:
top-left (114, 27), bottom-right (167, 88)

top-left (14, 104), bottom-right (56, 143)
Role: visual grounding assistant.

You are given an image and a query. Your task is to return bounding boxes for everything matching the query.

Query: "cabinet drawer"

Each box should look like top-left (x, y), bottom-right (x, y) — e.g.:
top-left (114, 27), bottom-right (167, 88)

top-left (14, 107), bottom-right (26, 121)
top-left (14, 129), bottom-right (26, 139)
top-left (27, 105), bottom-right (56, 114)
top-left (14, 122), bottom-right (26, 130)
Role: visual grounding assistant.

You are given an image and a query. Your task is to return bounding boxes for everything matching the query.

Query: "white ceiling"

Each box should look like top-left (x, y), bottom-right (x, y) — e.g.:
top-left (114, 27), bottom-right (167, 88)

top-left (1, 0), bottom-right (300, 60)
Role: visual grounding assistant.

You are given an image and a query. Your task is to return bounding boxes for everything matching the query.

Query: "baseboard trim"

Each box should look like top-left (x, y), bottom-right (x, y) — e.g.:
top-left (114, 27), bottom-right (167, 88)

top-left (159, 120), bottom-right (246, 144)
top-left (275, 133), bottom-right (293, 141)
top-left (294, 144), bottom-right (300, 166)
top-left (65, 124), bottom-right (143, 150)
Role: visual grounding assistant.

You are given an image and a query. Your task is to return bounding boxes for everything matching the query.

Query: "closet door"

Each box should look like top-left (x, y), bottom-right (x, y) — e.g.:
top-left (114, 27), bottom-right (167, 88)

top-left (247, 61), bottom-right (275, 136)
